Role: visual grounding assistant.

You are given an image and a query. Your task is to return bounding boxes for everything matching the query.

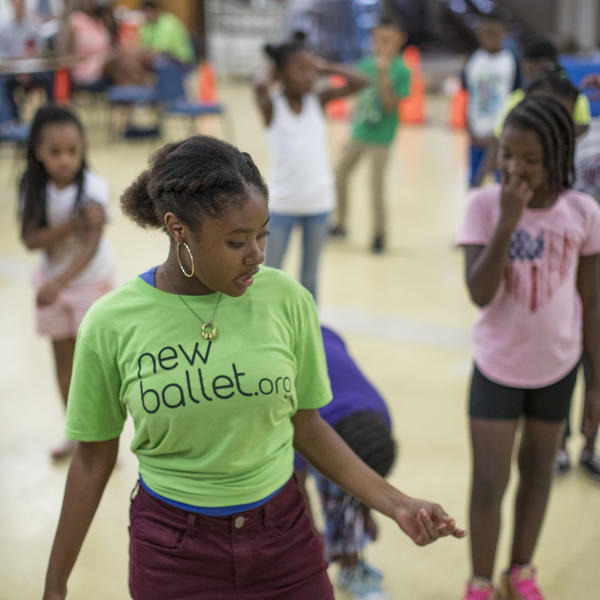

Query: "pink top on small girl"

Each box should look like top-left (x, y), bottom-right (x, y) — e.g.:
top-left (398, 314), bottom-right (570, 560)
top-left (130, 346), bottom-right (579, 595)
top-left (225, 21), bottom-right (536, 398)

top-left (458, 184), bottom-right (600, 388)
top-left (70, 11), bottom-right (110, 85)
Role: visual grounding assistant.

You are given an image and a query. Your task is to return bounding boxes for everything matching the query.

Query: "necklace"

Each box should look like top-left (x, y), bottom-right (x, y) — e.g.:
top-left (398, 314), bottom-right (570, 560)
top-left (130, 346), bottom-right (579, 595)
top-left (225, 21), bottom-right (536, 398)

top-left (161, 266), bottom-right (223, 341)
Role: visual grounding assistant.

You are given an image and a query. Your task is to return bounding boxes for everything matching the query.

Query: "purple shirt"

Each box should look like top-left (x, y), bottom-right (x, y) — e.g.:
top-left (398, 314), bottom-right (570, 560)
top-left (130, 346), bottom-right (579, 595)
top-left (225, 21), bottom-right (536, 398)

top-left (319, 326), bottom-right (391, 429)
top-left (295, 326), bottom-right (391, 470)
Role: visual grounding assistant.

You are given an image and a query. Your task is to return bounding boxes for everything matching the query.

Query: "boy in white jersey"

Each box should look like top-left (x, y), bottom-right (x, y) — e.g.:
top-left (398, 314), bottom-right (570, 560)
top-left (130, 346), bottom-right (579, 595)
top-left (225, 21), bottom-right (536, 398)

top-left (462, 12), bottom-right (519, 187)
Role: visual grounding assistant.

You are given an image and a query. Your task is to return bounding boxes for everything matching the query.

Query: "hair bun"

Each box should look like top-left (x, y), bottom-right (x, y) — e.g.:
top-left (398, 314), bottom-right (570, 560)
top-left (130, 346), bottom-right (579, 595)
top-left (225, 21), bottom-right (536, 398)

top-left (120, 170), bottom-right (161, 229)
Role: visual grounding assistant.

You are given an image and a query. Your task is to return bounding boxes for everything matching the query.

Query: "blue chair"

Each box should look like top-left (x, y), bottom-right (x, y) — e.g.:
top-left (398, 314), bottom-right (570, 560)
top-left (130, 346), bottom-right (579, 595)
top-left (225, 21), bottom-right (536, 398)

top-left (105, 83), bottom-right (159, 140)
top-left (0, 76), bottom-right (28, 137)
top-left (154, 62), bottom-right (233, 140)
top-left (0, 120), bottom-right (29, 143)
top-left (0, 76), bottom-right (29, 183)
top-left (560, 56), bottom-right (600, 118)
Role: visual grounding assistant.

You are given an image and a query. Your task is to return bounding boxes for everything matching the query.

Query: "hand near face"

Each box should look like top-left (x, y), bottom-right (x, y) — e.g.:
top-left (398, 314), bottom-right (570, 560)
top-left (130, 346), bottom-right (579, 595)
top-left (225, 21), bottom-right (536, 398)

top-left (500, 175), bottom-right (533, 229)
top-left (375, 54), bottom-right (391, 70)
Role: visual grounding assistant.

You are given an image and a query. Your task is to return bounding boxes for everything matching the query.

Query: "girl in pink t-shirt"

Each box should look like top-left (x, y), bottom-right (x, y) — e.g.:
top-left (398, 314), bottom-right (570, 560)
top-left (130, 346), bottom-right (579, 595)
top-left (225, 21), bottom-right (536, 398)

top-left (68, 9), bottom-right (111, 86)
top-left (457, 95), bottom-right (600, 600)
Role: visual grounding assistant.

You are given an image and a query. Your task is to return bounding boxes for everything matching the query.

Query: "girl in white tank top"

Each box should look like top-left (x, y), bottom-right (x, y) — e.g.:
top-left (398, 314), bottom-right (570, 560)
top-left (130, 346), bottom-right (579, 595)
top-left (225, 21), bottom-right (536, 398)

top-left (254, 33), bottom-right (368, 300)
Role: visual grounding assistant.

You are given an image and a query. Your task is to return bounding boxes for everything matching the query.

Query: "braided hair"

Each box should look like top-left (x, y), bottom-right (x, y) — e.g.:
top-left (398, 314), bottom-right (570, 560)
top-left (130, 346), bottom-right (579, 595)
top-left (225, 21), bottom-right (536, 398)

top-left (121, 135), bottom-right (268, 230)
top-left (263, 31), bottom-right (307, 70)
top-left (335, 411), bottom-right (396, 477)
top-left (19, 105), bottom-right (87, 229)
top-left (503, 95), bottom-right (575, 196)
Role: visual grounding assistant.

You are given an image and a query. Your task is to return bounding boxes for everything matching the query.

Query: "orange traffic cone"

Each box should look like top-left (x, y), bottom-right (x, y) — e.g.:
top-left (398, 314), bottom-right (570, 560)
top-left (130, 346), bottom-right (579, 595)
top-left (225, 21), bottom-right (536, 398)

top-left (54, 68), bottom-right (70, 105)
top-left (198, 61), bottom-right (217, 102)
top-left (449, 87), bottom-right (468, 129)
top-left (117, 21), bottom-right (139, 50)
top-left (326, 74), bottom-right (350, 120)
top-left (399, 45), bottom-right (425, 124)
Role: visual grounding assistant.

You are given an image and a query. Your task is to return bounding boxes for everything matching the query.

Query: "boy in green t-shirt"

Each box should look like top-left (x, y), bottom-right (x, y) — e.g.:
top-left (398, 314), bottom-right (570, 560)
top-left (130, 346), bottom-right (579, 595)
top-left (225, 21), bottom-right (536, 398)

top-left (140, 0), bottom-right (194, 66)
top-left (332, 17), bottom-right (410, 253)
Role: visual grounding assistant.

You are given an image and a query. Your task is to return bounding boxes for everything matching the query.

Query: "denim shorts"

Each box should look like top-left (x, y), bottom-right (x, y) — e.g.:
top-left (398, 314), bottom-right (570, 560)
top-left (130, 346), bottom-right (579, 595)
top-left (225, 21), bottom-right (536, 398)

top-left (128, 476), bottom-right (333, 599)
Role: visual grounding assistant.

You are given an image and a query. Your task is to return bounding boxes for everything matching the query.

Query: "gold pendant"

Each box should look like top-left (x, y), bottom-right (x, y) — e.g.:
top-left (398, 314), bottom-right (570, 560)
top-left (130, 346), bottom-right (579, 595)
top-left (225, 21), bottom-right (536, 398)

top-left (201, 322), bottom-right (216, 340)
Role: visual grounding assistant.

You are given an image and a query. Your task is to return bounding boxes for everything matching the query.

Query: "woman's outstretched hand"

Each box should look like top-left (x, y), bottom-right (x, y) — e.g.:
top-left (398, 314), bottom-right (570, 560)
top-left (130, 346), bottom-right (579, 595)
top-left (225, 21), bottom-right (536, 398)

top-left (392, 497), bottom-right (467, 546)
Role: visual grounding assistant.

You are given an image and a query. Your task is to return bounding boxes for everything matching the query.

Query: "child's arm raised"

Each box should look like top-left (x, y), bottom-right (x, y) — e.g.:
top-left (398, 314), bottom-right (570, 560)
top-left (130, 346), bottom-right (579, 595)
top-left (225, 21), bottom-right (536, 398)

top-left (36, 203), bottom-right (107, 307)
top-left (43, 438), bottom-right (119, 600)
top-left (316, 58), bottom-right (369, 106)
top-left (253, 68), bottom-right (275, 126)
top-left (578, 254), bottom-right (600, 437)
top-left (464, 177), bottom-right (532, 306)
top-left (292, 409), bottom-right (466, 546)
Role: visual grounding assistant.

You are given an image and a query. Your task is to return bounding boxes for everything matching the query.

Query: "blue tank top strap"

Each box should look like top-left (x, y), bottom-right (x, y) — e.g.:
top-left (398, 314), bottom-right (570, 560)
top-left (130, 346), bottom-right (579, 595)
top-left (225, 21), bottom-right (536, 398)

top-left (138, 475), bottom-right (284, 516)
top-left (139, 266), bottom-right (158, 287)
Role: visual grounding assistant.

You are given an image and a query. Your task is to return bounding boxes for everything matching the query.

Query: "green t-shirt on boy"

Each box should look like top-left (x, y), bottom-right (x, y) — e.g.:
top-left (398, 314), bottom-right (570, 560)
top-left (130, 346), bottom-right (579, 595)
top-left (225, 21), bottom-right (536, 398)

top-left (140, 12), bottom-right (194, 64)
top-left (352, 55), bottom-right (411, 145)
top-left (65, 267), bottom-right (332, 507)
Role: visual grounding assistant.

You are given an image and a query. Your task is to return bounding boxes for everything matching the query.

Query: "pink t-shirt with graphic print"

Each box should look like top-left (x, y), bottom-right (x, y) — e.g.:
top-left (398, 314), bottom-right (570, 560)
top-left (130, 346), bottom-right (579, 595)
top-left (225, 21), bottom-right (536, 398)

top-left (457, 185), bottom-right (600, 388)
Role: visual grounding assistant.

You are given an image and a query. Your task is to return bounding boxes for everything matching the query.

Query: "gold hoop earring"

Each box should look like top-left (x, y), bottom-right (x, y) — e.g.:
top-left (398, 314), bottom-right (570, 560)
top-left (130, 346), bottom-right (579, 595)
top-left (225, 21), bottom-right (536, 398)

top-left (176, 242), bottom-right (195, 278)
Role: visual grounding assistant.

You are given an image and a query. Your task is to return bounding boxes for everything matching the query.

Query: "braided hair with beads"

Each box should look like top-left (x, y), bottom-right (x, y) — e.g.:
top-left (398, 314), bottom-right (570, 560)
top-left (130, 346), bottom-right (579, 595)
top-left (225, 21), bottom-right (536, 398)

top-left (121, 135), bottom-right (268, 230)
top-left (503, 95), bottom-right (575, 196)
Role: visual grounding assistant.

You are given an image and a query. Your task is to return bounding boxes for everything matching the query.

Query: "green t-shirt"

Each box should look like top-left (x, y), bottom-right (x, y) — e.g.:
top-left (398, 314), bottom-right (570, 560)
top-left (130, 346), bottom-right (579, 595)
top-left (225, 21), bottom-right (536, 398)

top-left (494, 88), bottom-right (591, 137)
top-left (140, 12), bottom-right (194, 64)
top-left (352, 55), bottom-right (411, 145)
top-left (65, 267), bottom-right (332, 506)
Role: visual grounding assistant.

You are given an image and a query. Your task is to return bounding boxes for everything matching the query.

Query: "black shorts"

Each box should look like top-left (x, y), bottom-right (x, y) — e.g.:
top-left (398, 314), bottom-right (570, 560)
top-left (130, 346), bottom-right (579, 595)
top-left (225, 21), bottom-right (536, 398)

top-left (469, 363), bottom-right (578, 422)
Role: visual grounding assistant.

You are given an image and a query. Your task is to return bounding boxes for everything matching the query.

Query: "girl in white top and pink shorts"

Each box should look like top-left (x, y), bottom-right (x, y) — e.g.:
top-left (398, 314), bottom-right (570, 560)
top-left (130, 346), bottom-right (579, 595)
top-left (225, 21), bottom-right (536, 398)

top-left (19, 105), bottom-right (115, 460)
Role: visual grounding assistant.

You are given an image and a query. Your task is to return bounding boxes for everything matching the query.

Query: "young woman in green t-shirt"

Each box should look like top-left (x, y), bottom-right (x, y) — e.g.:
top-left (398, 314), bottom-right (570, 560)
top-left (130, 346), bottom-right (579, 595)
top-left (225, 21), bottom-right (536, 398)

top-left (43, 136), bottom-right (466, 600)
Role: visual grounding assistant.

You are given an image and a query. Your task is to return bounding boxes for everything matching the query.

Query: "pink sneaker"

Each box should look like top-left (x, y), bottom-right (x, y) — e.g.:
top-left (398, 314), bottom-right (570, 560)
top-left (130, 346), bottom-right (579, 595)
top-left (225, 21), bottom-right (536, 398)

top-left (498, 564), bottom-right (544, 600)
top-left (463, 579), bottom-right (495, 600)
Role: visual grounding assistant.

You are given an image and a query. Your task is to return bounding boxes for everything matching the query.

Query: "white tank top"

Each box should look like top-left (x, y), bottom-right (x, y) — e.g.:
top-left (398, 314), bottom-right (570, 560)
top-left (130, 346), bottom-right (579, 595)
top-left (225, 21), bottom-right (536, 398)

top-left (265, 92), bottom-right (335, 215)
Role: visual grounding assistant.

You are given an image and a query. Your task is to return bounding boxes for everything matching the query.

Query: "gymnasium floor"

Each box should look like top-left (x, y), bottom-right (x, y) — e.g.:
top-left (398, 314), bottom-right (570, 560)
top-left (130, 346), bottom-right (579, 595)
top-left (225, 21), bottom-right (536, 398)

top-left (0, 83), bottom-right (598, 600)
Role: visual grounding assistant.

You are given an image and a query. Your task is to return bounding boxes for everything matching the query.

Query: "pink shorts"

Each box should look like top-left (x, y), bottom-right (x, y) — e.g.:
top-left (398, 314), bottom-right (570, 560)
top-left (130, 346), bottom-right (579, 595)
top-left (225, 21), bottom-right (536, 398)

top-left (34, 274), bottom-right (114, 340)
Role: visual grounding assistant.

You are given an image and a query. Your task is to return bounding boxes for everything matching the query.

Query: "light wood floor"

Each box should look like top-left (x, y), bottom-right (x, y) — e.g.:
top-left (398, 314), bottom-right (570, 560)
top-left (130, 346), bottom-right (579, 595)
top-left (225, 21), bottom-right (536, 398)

top-left (0, 84), bottom-right (598, 600)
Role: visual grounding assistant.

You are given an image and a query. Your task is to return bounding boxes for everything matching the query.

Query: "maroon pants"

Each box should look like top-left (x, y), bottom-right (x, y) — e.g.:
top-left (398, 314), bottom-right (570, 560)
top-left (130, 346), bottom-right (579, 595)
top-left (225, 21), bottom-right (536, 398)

top-left (128, 477), bottom-right (333, 599)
